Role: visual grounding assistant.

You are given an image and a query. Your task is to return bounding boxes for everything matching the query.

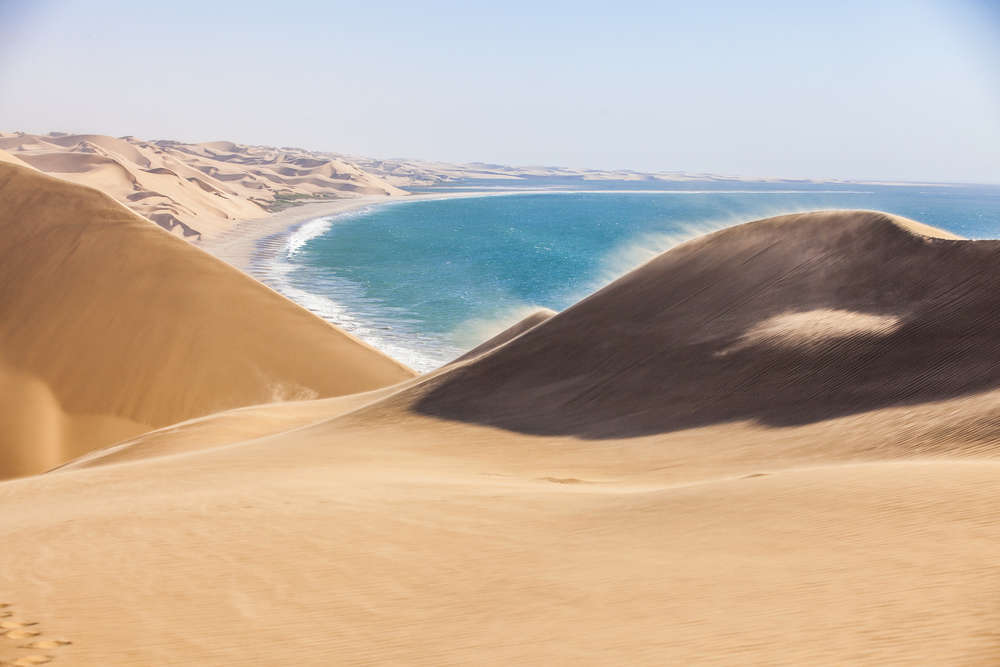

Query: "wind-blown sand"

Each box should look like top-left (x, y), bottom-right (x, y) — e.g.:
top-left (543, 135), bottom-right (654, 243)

top-left (1, 166), bottom-right (998, 665)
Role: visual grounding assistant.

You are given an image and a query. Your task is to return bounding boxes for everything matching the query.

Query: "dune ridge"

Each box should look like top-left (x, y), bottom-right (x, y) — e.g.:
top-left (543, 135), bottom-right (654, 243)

top-left (2, 195), bottom-right (1000, 664)
top-left (0, 131), bottom-right (405, 239)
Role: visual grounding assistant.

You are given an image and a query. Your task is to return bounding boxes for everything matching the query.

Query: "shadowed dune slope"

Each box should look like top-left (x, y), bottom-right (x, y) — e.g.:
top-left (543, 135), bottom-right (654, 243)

top-left (414, 210), bottom-right (1000, 437)
top-left (0, 162), bottom-right (413, 479)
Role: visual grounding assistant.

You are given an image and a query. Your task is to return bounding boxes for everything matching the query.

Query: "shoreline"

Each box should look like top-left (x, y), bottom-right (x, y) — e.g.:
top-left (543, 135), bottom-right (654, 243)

top-left (198, 190), bottom-right (543, 272)
top-left (197, 195), bottom-right (395, 271)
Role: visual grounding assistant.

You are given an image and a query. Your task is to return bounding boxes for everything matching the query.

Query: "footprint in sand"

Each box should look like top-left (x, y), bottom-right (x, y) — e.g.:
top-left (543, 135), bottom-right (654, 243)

top-left (18, 643), bottom-right (69, 651)
top-left (0, 622), bottom-right (37, 629)
top-left (1, 621), bottom-right (40, 641)
top-left (11, 656), bottom-right (53, 666)
top-left (0, 604), bottom-right (71, 665)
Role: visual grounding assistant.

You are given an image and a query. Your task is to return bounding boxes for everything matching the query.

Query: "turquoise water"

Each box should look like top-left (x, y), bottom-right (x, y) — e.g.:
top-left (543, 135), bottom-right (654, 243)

top-left (258, 185), bottom-right (1000, 371)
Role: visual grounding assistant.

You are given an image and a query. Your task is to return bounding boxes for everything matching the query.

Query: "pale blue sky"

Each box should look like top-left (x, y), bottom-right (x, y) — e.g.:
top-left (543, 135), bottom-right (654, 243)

top-left (1, 0), bottom-right (998, 182)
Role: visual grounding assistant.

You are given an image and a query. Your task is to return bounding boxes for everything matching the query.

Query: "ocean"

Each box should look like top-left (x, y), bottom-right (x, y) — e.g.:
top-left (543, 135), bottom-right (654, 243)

top-left (253, 183), bottom-right (1000, 372)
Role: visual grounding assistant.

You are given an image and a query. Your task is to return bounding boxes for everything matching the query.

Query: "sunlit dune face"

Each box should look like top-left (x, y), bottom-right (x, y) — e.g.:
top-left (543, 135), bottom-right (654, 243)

top-left (718, 309), bottom-right (902, 356)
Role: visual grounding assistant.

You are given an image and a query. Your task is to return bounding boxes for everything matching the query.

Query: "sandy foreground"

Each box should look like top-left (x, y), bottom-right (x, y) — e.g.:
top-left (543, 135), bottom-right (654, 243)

top-left (1, 160), bottom-right (999, 665)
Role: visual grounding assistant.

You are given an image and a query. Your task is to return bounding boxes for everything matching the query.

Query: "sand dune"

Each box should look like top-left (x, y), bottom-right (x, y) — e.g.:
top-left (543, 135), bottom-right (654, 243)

top-left (0, 132), bottom-right (405, 239)
top-left (0, 162), bottom-right (413, 479)
top-left (1, 203), bottom-right (999, 664)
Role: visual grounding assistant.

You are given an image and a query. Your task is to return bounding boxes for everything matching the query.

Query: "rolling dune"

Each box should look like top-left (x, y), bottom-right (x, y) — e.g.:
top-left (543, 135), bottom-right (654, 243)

top-left (1, 199), bottom-right (999, 664)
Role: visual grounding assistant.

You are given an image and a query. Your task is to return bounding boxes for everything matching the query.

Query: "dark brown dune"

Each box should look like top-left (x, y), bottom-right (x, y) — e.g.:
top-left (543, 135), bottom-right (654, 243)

top-left (415, 210), bottom-right (1000, 437)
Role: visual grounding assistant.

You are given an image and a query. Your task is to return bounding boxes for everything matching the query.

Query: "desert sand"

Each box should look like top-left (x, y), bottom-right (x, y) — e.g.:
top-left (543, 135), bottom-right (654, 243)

top-left (1, 163), bottom-right (998, 665)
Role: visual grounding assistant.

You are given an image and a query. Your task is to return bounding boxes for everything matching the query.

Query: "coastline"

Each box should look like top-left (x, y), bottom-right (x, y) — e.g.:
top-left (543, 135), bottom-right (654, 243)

top-left (198, 195), bottom-right (395, 271)
top-left (198, 188), bottom-right (636, 273)
top-left (194, 188), bottom-right (553, 371)
top-left (199, 190), bottom-right (550, 273)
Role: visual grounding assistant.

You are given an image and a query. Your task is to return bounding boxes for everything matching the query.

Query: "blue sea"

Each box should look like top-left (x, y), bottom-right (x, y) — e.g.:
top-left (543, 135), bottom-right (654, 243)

top-left (254, 183), bottom-right (1000, 371)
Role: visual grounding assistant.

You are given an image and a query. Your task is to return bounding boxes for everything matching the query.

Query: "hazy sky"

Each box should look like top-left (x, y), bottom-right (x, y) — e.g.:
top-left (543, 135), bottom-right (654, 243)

top-left (1, 0), bottom-right (998, 182)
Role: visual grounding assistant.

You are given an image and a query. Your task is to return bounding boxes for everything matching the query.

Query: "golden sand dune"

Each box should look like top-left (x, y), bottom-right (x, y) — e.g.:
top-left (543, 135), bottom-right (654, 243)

top-left (0, 162), bottom-right (413, 480)
top-left (1, 196), bottom-right (999, 664)
top-left (0, 131), bottom-right (405, 239)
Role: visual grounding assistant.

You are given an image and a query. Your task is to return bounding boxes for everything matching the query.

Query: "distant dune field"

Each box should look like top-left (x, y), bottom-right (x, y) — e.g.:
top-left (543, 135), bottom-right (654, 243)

top-left (1, 163), bottom-right (999, 665)
top-left (0, 132), bottom-right (405, 239)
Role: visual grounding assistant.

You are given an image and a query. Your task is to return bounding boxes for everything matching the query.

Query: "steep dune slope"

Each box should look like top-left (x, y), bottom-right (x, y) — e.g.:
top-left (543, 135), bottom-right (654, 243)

top-left (1, 210), bottom-right (999, 664)
top-left (0, 162), bottom-right (413, 479)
